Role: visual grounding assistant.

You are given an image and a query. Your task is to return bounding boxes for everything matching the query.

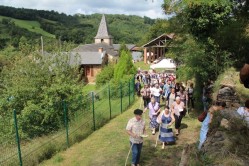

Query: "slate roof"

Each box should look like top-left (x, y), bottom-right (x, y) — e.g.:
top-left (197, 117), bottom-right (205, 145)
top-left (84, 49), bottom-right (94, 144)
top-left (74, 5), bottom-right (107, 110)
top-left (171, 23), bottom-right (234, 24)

top-left (95, 14), bottom-right (113, 39)
top-left (113, 44), bottom-right (136, 51)
top-left (73, 43), bottom-right (118, 57)
top-left (69, 51), bottom-right (106, 65)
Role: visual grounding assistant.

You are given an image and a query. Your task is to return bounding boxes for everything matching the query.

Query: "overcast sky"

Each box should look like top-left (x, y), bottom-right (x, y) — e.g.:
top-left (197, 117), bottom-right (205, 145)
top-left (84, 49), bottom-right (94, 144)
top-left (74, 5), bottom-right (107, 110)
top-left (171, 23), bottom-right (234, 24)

top-left (0, 0), bottom-right (167, 19)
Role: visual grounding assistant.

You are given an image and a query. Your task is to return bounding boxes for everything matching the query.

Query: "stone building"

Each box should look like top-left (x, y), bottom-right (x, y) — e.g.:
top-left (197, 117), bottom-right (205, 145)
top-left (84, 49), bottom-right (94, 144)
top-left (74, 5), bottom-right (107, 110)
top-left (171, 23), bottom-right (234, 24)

top-left (70, 14), bottom-right (135, 83)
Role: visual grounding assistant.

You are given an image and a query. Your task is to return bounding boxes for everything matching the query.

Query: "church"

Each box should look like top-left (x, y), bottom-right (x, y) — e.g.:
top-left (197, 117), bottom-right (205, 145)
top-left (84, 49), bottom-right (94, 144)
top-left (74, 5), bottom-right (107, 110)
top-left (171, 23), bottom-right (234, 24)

top-left (70, 15), bottom-right (135, 83)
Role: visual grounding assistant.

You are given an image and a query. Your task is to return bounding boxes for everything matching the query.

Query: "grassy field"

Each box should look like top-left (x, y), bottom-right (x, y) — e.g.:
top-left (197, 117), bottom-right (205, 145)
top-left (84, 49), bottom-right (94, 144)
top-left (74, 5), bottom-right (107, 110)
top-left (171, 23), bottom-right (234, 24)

top-left (0, 15), bottom-right (55, 38)
top-left (40, 99), bottom-right (201, 166)
top-left (134, 61), bottom-right (173, 73)
top-left (82, 84), bottom-right (96, 93)
top-left (134, 61), bottom-right (150, 71)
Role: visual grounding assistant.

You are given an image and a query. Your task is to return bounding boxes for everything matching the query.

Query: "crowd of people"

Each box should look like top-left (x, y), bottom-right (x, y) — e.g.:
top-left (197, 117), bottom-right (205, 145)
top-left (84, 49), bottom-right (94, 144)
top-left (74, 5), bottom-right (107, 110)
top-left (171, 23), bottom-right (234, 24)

top-left (126, 65), bottom-right (249, 166)
top-left (126, 69), bottom-right (194, 166)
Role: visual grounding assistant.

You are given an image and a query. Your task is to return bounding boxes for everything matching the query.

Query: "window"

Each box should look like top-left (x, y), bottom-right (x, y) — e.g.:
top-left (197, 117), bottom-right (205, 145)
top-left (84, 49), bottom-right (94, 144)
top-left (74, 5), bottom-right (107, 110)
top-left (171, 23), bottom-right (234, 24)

top-left (101, 39), bottom-right (104, 43)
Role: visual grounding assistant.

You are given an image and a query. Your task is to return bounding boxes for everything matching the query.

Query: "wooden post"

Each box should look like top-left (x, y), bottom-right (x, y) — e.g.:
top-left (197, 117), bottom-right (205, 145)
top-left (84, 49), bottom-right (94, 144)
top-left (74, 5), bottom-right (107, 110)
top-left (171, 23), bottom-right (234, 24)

top-left (41, 36), bottom-right (44, 56)
top-left (149, 47), bottom-right (152, 63)
top-left (144, 47), bottom-right (147, 64)
top-left (152, 47), bottom-right (156, 61)
top-left (157, 47), bottom-right (159, 59)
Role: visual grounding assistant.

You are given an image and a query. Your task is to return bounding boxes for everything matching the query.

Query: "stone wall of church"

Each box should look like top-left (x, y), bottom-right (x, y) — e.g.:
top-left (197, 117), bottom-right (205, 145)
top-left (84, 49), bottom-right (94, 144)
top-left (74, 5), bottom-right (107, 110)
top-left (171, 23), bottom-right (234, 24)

top-left (95, 38), bottom-right (113, 45)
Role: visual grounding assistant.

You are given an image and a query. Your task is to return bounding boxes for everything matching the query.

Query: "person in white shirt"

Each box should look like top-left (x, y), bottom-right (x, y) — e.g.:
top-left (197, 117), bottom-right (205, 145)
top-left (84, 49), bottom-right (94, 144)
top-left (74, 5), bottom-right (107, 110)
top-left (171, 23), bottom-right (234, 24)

top-left (171, 97), bottom-right (185, 135)
top-left (151, 84), bottom-right (162, 104)
top-left (237, 99), bottom-right (249, 126)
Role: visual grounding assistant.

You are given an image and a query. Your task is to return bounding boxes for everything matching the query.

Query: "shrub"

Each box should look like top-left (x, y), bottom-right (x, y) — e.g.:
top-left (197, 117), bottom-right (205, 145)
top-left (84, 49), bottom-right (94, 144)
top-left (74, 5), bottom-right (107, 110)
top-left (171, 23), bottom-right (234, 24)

top-left (96, 64), bottom-right (114, 87)
top-left (114, 50), bottom-right (137, 80)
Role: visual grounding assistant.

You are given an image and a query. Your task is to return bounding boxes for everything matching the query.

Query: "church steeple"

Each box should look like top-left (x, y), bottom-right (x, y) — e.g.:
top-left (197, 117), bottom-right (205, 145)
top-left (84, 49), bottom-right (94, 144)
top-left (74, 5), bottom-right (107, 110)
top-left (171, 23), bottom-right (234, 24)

top-left (94, 14), bottom-right (113, 45)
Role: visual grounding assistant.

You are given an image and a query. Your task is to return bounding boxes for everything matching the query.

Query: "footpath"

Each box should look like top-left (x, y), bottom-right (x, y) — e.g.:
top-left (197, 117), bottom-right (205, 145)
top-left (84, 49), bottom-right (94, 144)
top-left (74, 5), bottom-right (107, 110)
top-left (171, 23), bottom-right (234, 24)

top-left (41, 98), bottom-right (201, 166)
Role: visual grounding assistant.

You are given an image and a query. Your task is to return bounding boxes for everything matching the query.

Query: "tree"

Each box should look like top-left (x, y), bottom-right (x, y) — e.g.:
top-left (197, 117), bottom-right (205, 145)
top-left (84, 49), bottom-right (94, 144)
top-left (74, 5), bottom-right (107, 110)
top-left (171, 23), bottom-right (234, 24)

top-left (0, 52), bottom-right (84, 138)
top-left (161, 0), bottom-right (248, 75)
top-left (114, 50), bottom-right (137, 80)
top-left (96, 64), bottom-right (114, 86)
top-left (18, 36), bottom-right (31, 55)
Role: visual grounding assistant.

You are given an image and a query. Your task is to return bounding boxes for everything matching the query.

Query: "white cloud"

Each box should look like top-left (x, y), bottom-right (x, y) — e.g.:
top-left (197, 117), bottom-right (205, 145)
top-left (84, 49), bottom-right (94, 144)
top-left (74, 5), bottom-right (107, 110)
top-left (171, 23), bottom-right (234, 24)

top-left (0, 0), bottom-right (167, 18)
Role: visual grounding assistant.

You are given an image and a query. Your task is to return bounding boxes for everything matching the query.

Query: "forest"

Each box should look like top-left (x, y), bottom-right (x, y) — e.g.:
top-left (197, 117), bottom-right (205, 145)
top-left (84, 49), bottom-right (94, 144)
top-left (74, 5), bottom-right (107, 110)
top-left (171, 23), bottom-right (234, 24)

top-left (0, 5), bottom-right (154, 49)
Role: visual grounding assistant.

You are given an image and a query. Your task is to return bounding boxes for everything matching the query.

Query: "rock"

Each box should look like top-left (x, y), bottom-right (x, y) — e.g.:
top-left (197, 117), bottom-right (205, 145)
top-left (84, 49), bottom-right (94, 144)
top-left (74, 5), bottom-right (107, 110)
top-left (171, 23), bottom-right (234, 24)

top-left (216, 137), bottom-right (225, 142)
top-left (214, 131), bottom-right (223, 138)
top-left (212, 141), bottom-right (224, 147)
top-left (218, 87), bottom-right (235, 96)
top-left (179, 144), bottom-right (190, 166)
top-left (220, 118), bottom-right (230, 129)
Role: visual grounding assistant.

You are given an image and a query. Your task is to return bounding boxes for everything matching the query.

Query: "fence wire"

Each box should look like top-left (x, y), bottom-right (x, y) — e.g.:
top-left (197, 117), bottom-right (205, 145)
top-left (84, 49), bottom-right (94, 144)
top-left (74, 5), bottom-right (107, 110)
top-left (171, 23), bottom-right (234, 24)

top-left (0, 78), bottom-right (135, 166)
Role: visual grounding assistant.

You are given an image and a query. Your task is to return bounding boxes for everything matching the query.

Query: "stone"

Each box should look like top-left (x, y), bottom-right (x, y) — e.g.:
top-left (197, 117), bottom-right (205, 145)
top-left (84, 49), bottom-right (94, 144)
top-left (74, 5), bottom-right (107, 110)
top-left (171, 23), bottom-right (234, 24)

top-left (212, 141), bottom-right (224, 147)
top-left (218, 87), bottom-right (234, 96)
top-left (214, 131), bottom-right (223, 138)
top-left (216, 137), bottom-right (225, 142)
top-left (220, 118), bottom-right (230, 129)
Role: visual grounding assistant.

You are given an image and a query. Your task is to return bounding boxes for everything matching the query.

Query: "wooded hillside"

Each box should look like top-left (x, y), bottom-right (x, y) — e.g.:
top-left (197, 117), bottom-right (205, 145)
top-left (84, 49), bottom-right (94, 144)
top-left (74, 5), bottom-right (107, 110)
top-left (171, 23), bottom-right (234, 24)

top-left (0, 5), bottom-right (155, 49)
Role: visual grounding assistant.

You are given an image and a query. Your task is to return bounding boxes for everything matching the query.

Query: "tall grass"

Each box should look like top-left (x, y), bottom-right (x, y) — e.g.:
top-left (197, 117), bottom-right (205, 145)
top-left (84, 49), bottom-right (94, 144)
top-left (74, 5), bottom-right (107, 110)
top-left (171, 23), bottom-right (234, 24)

top-left (213, 67), bottom-right (249, 102)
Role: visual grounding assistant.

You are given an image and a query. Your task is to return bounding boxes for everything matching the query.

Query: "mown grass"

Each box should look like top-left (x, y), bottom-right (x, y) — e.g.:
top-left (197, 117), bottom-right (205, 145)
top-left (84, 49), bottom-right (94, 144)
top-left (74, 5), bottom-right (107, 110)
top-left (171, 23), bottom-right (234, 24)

top-left (134, 61), bottom-right (150, 71)
top-left (82, 84), bottom-right (96, 93)
top-left (40, 99), bottom-right (202, 166)
top-left (134, 61), bottom-right (174, 73)
top-left (0, 15), bottom-right (55, 38)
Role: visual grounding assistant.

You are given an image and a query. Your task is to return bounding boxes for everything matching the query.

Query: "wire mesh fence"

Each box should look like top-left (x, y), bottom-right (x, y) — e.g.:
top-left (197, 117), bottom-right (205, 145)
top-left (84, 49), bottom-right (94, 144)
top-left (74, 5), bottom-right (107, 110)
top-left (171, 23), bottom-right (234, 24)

top-left (0, 78), bottom-right (135, 166)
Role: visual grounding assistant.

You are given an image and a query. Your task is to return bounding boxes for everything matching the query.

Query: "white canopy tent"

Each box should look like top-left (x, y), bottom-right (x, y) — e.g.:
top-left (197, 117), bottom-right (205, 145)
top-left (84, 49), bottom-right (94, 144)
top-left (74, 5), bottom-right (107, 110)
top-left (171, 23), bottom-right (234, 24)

top-left (150, 59), bottom-right (176, 70)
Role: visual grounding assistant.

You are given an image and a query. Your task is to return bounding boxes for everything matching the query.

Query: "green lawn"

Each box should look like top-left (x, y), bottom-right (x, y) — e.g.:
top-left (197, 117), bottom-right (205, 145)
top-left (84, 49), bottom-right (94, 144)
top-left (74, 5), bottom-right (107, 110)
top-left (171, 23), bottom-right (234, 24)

top-left (0, 15), bottom-right (55, 38)
top-left (82, 84), bottom-right (96, 94)
top-left (134, 61), bottom-right (150, 71)
top-left (134, 61), bottom-right (169, 72)
top-left (40, 99), bottom-right (201, 166)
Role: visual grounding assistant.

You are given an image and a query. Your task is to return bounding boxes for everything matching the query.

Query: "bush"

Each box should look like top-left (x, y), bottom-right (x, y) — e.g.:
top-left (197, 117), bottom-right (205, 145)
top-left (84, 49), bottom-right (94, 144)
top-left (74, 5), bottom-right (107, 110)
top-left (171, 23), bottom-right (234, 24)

top-left (0, 53), bottom-right (84, 139)
top-left (96, 64), bottom-right (114, 87)
top-left (114, 50), bottom-right (137, 80)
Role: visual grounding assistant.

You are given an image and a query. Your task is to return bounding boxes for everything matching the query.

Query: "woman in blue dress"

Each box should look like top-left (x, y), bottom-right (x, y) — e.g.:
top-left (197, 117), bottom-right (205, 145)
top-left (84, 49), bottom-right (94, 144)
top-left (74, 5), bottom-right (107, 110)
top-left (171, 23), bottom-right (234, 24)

top-left (157, 106), bottom-right (175, 149)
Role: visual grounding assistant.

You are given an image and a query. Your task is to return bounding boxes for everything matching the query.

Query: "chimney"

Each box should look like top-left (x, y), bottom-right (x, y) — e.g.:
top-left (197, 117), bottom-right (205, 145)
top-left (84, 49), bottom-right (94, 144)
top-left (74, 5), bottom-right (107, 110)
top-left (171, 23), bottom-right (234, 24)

top-left (98, 47), bottom-right (103, 53)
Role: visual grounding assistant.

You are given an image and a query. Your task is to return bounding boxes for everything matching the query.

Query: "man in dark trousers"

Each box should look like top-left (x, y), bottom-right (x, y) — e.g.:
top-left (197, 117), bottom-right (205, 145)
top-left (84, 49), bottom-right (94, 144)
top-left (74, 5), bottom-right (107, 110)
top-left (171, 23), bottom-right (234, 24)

top-left (126, 109), bottom-right (146, 166)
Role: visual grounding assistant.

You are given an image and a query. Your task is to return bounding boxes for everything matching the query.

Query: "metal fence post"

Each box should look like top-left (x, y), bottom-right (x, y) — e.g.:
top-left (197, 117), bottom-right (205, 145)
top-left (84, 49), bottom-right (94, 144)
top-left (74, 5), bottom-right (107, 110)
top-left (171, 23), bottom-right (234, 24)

top-left (91, 92), bottom-right (96, 131)
top-left (120, 82), bottom-right (123, 113)
top-left (63, 100), bottom-right (69, 148)
top-left (13, 109), bottom-right (22, 166)
top-left (133, 76), bottom-right (135, 102)
top-left (129, 79), bottom-right (131, 106)
top-left (108, 84), bottom-right (112, 120)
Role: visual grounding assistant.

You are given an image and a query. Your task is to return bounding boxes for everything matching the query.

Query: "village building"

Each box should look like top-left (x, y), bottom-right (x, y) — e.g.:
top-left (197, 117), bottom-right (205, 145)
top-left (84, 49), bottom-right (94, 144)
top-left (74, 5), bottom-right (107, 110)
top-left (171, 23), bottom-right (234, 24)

top-left (70, 15), bottom-right (136, 83)
top-left (142, 33), bottom-right (174, 64)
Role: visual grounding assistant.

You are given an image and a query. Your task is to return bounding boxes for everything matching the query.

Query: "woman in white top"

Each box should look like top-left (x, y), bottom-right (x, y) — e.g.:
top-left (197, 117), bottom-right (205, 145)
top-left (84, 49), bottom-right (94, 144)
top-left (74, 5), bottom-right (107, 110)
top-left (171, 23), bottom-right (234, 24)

top-left (171, 96), bottom-right (185, 135)
top-left (151, 84), bottom-right (162, 104)
top-left (167, 88), bottom-right (176, 108)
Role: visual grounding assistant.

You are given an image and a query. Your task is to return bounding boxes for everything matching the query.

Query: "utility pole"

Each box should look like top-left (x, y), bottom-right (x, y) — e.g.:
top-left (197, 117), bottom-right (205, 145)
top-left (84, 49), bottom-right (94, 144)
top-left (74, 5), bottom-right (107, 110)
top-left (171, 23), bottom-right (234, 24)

top-left (41, 36), bottom-right (44, 55)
